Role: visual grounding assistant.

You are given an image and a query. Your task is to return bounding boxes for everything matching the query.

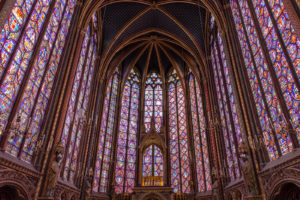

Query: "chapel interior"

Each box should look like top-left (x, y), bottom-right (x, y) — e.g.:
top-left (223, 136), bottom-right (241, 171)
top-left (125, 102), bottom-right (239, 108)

top-left (0, 0), bottom-right (299, 200)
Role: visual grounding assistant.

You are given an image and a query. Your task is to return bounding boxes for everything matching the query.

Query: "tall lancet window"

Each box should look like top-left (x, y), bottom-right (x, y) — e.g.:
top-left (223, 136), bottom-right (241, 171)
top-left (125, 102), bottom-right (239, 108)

top-left (93, 69), bottom-right (119, 193)
top-left (230, 0), bottom-right (299, 160)
top-left (189, 74), bottom-right (211, 192)
top-left (144, 72), bottom-right (163, 132)
top-left (0, 0), bottom-right (76, 162)
top-left (211, 30), bottom-right (242, 181)
top-left (115, 69), bottom-right (140, 194)
top-left (143, 145), bottom-right (163, 178)
top-left (60, 23), bottom-right (97, 182)
top-left (168, 69), bottom-right (191, 193)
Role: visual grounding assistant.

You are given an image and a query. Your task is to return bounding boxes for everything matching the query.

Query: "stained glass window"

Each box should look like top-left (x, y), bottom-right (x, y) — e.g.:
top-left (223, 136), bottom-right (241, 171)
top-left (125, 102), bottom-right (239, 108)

top-left (211, 30), bottom-right (241, 181)
top-left (230, 0), bottom-right (299, 160)
top-left (0, 0), bottom-right (77, 162)
top-left (189, 74), bottom-right (211, 192)
top-left (115, 69), bottom-right (140, 194)
top-left (143, 144), bottom-right (163, 178)
top-left (60, 24), bottom-right (97, 182)
top-left (93, 69), bottom-right (119, 193)
top-left (168, 69), bottom-right (190, 193)
top-left (144, 72), bottom-right (163, 132)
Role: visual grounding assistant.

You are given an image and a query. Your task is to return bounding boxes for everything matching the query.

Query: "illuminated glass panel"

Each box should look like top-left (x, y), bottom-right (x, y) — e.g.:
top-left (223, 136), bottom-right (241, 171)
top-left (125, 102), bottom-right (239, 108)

top-left (168, 69), bottom-right (190, 193)
top-left (189, 74), bottom-right (211, 192)
top-left (115, 69), bottom-right (140, 194)
top-left (142, 145), bottom-right (163, 177)
top-left (230, 0), bottom-right (297, 159)
top-left (144, 72), bottom-right (163, 132)
top-left (5, 0), bottom-right (70, 160)
top-left (230, 0), bottom-right (279, 159)
top-left (0, 0), bottom-right (53, 139)
top-left (0, 0), bottom-right (35, 76)
top-left (93, 69), bottom-right (119, 193)
top-left (252, 0), bottom-right (300, 144)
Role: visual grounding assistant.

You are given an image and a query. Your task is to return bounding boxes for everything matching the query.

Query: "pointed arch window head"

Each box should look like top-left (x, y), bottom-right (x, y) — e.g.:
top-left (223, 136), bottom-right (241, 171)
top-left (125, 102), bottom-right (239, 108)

top-left (0, 0), bottom-right (77, 162)
top-left (143, 144), bottom-right (163, 178)
top-left (115, 68), bottom-right (140, 194)
top-left (168, 69), bottom-right (191, 193)
top-left (189, 74), bottom-right (212, 192)
top-left (230, 0), bottom-right (299, 161)
top-left (144, 72), bottom-right (163, 132)
top-left (93, 68), bottom-right (120, 193)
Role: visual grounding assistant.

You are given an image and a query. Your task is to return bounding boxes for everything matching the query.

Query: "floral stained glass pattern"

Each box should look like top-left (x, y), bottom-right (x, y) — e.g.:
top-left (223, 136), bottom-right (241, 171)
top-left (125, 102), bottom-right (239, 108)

top-left (168, 69), bottom-right (190, 193)
top-left (189, 74), bottom-right (211, 192)
top-left (144, 72), bottom-right (163, 132)
top-left (93, 69), bottom-right (119, 193)
top-left (115, 69), bottom-right (140, 194)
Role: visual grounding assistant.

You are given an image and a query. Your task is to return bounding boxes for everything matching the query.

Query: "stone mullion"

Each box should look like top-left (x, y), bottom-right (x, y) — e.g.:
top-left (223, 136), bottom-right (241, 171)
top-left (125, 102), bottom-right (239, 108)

top-left (246, 0), bottom-right (299, 149)
top-left (66, 35), bottom-right (93, 181)
top-left (209, 31), bottom-right (229, 176)
top-left (163, 73), bottom-right (170, 187)
top-left (123, 84), bottom-right (132, 193)
top-left (18, 0), bottom-right (69, 159)
top-left (184, 73), bottom-right (197, 194)
top-left (98, 73), bottom-right (114, 191)
top-left (73, 45), bottom-right (96, 186)
top-left (78, 57), bottom-right (101, 199)
top-left (212, 36), bottom-right (236, 180)
top-left (35, 2), bottom-right (84, 197)
top-left (193, 77), bottom-right (207, 191)
top-left (0, 0), bottom-right (39, 84)
top-left (108, 70), bottom-right (122, 194)
top-left (0, 0), bottom-right (57, 151)
top-left (174, 85), bottom-right (183, 193)
top-left (215, 34), bottom-right (242, 173)
top-left (59, 28), bottom-right (92, 179)
top-left (224, 3), bottom-right (270, 163)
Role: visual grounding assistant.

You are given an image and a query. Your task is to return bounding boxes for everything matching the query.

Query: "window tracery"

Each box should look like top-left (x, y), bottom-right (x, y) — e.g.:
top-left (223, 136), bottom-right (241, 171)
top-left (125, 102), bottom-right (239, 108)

top-left (189, 74), bottom-right (211, 192)
top-left (168, 69), bottom-right (191, 193)
top-left (144, 72), bottom-right (163, 132)
top-left (93, 68), bottom-right (119, 193)
top-left (115, 69), bottom-right (140, 194)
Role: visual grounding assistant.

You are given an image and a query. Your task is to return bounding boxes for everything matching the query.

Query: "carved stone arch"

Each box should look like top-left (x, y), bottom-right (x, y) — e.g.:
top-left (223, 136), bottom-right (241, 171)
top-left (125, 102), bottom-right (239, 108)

top-left (0, 183), bottom-right (29, 200)
top-left (138, 131), bottom-right (167, 186)
top-left (269, 179), bottom-right (300, 200)
top-left (0, 170), bottom-right (36, 200)
top-left (264, 167), bottom-right (300, 198)
top-left (139, 192), bottom-right (168, 200)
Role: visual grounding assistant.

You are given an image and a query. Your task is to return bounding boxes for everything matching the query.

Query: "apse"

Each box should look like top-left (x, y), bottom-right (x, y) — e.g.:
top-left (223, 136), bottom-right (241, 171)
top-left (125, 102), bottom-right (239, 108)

top-left (0, 0), bottom-right (299, 200)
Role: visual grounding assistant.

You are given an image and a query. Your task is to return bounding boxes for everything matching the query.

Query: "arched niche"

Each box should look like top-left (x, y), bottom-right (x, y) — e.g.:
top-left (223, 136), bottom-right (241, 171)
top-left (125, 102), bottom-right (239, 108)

top-left (271, 182), bottom-right (300, 200)
top-left (0, 185), bottom-right (28, 200)
top-left (138, 131), bottom-right (167, 187)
